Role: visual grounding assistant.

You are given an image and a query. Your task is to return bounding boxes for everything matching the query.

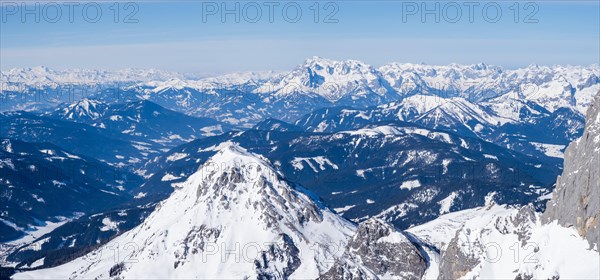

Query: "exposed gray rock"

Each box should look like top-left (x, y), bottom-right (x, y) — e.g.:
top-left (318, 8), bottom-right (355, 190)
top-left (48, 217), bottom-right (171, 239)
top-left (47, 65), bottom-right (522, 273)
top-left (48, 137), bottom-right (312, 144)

top-left (497, 205), bottom-right (537, 246)
top-left (254, 234), bottom-right (301, 280)
top-left (173, 225), bottom-right (221, 269)
top-left (437, 205), bottom-right (537, 279)
top-left (543, 91), bottom-right (600, 248)
top-left (320, 218), bottom-right (427, 280)
top-left (109, 262), bottom-right (125, 278)
top-left (437, 227), bottom-right (480, 280)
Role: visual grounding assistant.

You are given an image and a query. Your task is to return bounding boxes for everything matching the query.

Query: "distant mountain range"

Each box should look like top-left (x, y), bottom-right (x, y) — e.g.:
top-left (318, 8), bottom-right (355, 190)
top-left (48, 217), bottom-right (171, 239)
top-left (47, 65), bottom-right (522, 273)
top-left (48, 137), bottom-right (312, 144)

top-left (2, 57), bottom-right (598, 125)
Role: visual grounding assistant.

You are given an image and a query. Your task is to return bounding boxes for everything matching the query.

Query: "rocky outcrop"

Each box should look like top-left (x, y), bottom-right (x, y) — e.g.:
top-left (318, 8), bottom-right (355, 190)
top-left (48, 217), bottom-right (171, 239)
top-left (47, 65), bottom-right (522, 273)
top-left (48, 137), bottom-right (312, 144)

top-left (437, 229), bottom-right (480, 280)
top-left (254, 234), bottom-right (302, 279)
top-left (437, 205), bottom-right (538, 279)
top-left (542, 91), bottom-right (600, 248)
top-left (320, 218), bottom-right (427, 280)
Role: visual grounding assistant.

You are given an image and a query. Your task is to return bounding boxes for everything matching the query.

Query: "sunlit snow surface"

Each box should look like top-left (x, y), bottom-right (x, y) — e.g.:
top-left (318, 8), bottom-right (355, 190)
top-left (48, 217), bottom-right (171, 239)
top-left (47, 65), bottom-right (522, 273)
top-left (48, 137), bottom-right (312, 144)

top-left (408, 205), bottom-right (600, 279)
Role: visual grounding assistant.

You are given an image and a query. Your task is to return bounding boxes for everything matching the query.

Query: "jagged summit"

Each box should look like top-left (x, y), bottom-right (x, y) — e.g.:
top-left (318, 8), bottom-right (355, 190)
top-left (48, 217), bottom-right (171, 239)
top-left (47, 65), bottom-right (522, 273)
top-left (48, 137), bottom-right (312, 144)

top-left (256, 56), bottom-right (389, 101)
top-left (175, 142), bottom-right (338, 234)
top-left (181, 142), bottom-right (285, 196)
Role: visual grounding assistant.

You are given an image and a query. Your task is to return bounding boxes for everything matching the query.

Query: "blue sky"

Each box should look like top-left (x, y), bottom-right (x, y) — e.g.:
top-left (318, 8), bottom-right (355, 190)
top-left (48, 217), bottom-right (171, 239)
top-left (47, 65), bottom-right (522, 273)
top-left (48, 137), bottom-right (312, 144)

top-left (1, 1), bottom-right (599, 73)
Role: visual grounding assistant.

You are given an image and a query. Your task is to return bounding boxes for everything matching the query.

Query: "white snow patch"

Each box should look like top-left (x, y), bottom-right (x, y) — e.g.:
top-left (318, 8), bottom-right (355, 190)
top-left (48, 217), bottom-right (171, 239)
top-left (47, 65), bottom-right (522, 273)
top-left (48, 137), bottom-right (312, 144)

top-left (334, 205), bottom-right (355, 213)
top-left (438, 192), bottom-right (458, 214)
top-left (161, 173), bottom-right (181, 181)
top-left (400, 179), bottom-right (421, 190)
top-left (100, 218), bottom-right (121, 232)
top-left (133, 192), bottom-right (147, 199)
top-left (530, 142), bottom-right (566, 158)
top-left (166, 152), bottom-right (188, 162)
top-left (484, 154), bottom-right (498, 160)
top-left (291, 156), bottom-right (338, 172)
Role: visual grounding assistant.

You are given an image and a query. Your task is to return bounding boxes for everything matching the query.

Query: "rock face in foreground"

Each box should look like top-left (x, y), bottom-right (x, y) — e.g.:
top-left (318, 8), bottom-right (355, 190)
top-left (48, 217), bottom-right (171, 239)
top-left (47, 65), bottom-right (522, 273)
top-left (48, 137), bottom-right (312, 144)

top-left (437, 206), bottom-right (538, 279)
top-left (542, 91), bottom-right (600, 248)
top-left (320, 218), bottom-right (427, 280)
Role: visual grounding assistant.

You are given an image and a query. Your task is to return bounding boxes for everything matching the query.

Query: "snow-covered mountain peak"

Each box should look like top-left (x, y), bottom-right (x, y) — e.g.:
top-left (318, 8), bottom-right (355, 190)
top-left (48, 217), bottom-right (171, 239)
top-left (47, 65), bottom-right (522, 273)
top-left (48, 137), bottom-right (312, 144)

top-left (29, 65), bottom-right (52, 74)
top-left (15, 142), bottom-right (355, 279)
top-left (54, 98), bottom-right (109, 121)
top-left (255, 57), bottom-right (389, 101)
top-left (301, 56), bottom-right (371, 71)
top-left (69, 97), bottom-right (103, 110)
top-left (209, 141), bottom-right (267, 164)
top-left (301, 56), bottom-right (335, 66)
top-left (190, 142), bottom-right (274, 179)
top-left (179, 142), bottom-right (329, 229)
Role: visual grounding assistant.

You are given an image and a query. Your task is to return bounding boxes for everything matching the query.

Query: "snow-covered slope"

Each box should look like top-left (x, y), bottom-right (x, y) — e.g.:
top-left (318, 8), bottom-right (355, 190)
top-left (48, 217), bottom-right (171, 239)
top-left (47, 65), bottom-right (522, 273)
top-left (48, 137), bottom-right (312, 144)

top-left (294, 94), bottom-right (585, 160)
top-left (294, 94), bottom-right (450, 133)
top-left (408, 205), bottom-right (600, 279)
top-left (406, 95), bottom-right (600, 279)
top-left (14, 143), bottom-right (355, 279)
top-left (0, 111), bottom-right (161, 169)
top-left (412, 97), bottom-right (500, 138)
top-left (80, 100), bottom-right (228, 143)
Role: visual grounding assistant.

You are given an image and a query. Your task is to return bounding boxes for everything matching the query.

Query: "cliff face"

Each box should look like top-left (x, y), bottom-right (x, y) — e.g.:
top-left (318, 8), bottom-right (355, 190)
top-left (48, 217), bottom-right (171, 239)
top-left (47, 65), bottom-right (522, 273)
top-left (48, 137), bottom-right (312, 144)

top-left (543, 91), bottom-right (600, 248)
top-left (320, 218), bottom-right (427, 280)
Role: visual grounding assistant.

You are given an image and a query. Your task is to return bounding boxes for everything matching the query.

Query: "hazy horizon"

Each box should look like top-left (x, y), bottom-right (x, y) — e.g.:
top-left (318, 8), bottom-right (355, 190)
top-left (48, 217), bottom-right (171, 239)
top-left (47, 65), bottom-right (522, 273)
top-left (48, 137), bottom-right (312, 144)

top-left (2, 1), bottom-right (598, 72)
